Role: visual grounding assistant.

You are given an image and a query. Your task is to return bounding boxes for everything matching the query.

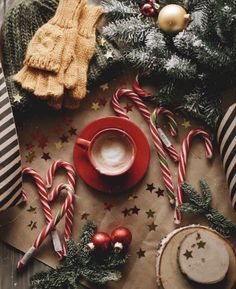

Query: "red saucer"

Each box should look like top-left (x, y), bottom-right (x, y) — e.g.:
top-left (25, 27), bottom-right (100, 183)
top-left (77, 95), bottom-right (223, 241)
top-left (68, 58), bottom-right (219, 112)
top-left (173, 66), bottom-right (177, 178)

top-left (73, 117), bottom-right (150, 193)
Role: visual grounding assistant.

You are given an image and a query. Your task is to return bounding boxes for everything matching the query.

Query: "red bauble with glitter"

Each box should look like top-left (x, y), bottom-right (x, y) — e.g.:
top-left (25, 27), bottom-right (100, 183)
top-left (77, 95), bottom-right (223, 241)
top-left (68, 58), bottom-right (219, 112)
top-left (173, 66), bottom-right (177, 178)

top-left (111, 227), bottom-right (132, 252)
top-left (87, 232), bottom-right (111, 251)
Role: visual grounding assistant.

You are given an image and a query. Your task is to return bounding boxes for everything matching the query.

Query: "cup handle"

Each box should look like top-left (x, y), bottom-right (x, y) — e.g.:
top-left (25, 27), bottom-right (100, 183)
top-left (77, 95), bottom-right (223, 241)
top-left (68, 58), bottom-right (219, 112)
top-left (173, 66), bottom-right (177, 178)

top-left (76, 138), bottom-right (91, 150)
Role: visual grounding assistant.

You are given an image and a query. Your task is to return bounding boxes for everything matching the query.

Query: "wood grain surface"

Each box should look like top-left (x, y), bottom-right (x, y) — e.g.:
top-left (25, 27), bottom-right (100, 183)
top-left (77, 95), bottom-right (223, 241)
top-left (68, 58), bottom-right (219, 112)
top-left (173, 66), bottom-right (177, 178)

top-left (0, 1), bottom-right (85, 288)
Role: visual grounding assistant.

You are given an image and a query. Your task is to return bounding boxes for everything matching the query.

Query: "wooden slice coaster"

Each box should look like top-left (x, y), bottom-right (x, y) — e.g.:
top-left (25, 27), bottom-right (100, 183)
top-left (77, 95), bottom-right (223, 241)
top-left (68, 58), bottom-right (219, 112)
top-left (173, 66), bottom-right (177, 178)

top-left (156, 225), bottom-right (236, 289)
top-left (178, 230), bottom-right (229, 284)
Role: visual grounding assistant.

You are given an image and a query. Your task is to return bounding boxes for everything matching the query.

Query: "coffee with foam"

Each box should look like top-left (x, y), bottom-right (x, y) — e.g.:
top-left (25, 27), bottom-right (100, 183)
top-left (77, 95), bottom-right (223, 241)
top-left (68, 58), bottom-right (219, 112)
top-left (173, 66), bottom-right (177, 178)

top-left (91, 131), bottom-right (135, 175)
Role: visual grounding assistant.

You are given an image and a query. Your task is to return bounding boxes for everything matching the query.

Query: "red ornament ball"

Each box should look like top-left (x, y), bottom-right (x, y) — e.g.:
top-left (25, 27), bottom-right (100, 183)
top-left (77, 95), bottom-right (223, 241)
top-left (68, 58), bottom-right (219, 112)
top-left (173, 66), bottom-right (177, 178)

top-left (88, 232), bottom-right (111, 251)
top-left (111, 227), bottom-right (132, 252)
top-left (140, 3), bottom-right (155, 17)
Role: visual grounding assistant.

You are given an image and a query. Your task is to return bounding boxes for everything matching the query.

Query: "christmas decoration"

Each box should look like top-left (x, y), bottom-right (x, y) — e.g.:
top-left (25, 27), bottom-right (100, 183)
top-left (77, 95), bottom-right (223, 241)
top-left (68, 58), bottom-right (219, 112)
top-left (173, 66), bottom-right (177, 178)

top-left (31, 221), bottom-right (130, 288)
top-left (175, 129), bottom-right (213, 224)
top-left (179, 180), bottom-right (236, 236)
top-left (178, 231), bottom-right (230, 284)
top-left (157, 4), bottom-right (190, 33)
top-left (2, 0), bottom-right (122, 117)
top-left (217, 103), bottom-right (236, 212)
top-left (87, 232), bottom-right (111, 251)
top-left (111, 226), bottom-right (132, 252)
top-left (112, 87), bottom-right (178, 205)
top-left (156, 225), bottom-right (236, 289)
top-left (102, 0), bottom-right (236, 128)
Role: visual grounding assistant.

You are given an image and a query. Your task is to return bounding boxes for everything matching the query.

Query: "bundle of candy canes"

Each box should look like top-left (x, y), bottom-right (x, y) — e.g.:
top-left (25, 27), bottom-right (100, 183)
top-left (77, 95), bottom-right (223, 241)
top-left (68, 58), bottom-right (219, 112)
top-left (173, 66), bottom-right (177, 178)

top-left (112, 78), bottom-right (213, 224)
top-left (18, 160), bottom-right (77, 270)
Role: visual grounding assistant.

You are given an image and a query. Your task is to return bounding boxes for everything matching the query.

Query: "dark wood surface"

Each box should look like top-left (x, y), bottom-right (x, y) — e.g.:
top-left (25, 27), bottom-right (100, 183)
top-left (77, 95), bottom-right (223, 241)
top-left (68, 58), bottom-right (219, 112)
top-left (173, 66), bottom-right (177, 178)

top-left (0, 1), bottom-right (91, 288)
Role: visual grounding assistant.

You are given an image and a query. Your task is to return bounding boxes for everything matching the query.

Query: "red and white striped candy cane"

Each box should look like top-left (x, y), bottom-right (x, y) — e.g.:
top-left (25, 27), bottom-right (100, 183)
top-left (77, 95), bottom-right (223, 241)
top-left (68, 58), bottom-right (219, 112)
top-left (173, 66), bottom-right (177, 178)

top-left (112, 88), bottom-right (178, 204)
top-left (17, 183), bottom-right (74, 270)
top-left (151, 107), bottom-right (179, 162)
top-left (174, 129), bottom-right (213, 224)
top-left (133, 75), bottom-right (152, 98)
top-left (46, 160), bottom-right (76, 258)
top-left (21, 168), bottom-right (62, 255)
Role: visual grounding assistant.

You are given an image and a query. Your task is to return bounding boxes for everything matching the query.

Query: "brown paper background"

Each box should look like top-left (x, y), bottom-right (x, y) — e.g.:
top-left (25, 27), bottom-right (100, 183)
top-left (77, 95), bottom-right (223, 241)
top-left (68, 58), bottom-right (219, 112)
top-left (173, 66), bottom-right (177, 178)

top-left (0, 75), bottom-right (235, 289)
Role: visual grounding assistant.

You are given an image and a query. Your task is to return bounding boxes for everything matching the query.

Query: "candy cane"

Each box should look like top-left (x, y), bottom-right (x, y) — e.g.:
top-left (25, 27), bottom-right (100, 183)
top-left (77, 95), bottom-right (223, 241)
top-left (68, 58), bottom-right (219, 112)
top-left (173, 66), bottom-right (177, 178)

top-left (46, 160), bottom-right (77, 258)
top-left (112, 88), bottom-right (178, 204)
top-left (133, 75), bottom-right (152, 98)
top-left (17, 184), bottom-right (74, 270)
top-left (174, 129), bottom-right (213, 224)
top-left (151, 108), bottom-right (179, 162)
top-left (21, 168), bottom-right (62, 255)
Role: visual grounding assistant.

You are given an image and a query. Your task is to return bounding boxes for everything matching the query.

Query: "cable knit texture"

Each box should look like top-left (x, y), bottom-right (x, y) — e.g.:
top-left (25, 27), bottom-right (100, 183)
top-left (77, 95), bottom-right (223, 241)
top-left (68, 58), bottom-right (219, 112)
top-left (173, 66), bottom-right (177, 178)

top-left (64, 5), bottom-right (104, 109)
top-left (2, 0), bottom-right (122, 116)
top-left (23, 0), bottom-right (85, 73)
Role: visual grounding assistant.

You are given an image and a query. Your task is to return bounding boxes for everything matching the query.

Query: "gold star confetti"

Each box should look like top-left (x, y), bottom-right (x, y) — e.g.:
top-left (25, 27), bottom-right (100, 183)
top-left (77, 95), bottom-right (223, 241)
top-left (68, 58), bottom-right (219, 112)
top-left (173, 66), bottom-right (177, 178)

top-left (146, 209), bottom-right (155, 218)
top-left (100, 83), bottom-right (109, 91)
top-left (104, 51), bottom-right (113, 59)
top-left (181, 119), bottom-right (191, 129)
top-left (183, 250), bottom-right (193, 260)
top-left (197, 240), bottom-right (206, 249)
top-left (13, 94), bottom-right (23, 103)
top-left (148, 222), bottom-right (158, 231)
top-left (55, 141), bottom-right (63, 151)
top-left (99, 37), bottom-right (106, 46)
top-left (81, 213), bottom-right (90, 220)
top-left (91, 101), bottom-right (100, 111)
top-left (25, 151), bottom-right (36, 163)
top-left (137, 248), bottom-right (146, 258)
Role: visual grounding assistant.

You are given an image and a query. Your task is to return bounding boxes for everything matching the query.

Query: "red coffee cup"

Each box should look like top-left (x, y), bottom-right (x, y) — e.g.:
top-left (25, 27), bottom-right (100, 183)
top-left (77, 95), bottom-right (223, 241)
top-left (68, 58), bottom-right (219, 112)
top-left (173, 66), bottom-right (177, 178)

top-left (76, 128), bottom-right (136, 177)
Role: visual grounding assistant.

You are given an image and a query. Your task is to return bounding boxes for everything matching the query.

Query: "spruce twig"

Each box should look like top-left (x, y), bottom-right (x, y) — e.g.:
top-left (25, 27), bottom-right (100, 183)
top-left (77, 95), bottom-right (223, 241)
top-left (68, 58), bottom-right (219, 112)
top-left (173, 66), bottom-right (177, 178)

top-left (31, 221), bottom-right (129, 289)
top-left (179, 180), bottom-right (236, 237)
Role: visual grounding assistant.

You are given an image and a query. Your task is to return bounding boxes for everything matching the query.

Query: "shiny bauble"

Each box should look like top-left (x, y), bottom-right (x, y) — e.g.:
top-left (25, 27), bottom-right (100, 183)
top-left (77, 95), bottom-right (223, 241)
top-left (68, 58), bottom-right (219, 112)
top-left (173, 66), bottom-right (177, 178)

top-left (157, 4), bottom-right (190, 33)
top-left (87, 232), bottom-right (111, 251)
top-left (111, 227), bottom-right (132, 252)
top-left (140, 3), bottom-right (155, 17)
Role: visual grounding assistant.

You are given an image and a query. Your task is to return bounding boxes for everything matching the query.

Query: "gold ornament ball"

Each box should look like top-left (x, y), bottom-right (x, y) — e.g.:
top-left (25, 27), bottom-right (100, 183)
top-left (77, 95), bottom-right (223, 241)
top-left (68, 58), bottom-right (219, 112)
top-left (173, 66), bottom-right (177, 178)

top-left (157, 4), bottom-right (190, 33)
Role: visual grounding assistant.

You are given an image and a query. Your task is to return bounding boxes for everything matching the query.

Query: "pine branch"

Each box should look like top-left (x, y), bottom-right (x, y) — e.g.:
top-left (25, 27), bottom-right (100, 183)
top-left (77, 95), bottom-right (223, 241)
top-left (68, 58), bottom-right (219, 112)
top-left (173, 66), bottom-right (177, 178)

top-left (102, 0), bottom-right (139, 21)
top-left (31, 221), bottom-right (129, 289)
top-left (179, 180), bottom-right (236, 236)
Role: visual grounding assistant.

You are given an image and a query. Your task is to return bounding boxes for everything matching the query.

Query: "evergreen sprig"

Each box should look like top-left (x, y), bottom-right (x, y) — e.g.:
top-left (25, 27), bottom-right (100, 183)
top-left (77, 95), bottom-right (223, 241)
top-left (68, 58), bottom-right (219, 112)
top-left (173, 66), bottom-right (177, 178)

top-left (102, 0), bottom-right (236, 128)
top-left (179, 180), bottom-right (236, 236)
top-left (31, 221), bottom-right (129, 289)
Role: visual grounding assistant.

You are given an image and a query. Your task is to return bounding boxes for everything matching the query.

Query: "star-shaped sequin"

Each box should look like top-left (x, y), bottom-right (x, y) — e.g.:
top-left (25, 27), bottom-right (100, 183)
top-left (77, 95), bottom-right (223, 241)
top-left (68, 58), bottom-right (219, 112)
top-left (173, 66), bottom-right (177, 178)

top-left (148, 222), bottom-right (158, 231)
top-left (131, 205), bottom-right (140, 215)
top-left (183, 250), bottom-right (193, 260)
top-left (13, 94), bottom-right (23, 103)
top-left (98, 37), bottom-right (106, 46)
top-left (98, 96), bottom-right (107, 106)
top-left (25, 151), bottom-right (36, 163)
top-left (104, 51), bottom-right (113, 59)
top-left (155, 188), bottom-right (164, 197)
top-left (28, 221), bottom-right (37, 230)
top-left (60, 134), bottom-right (69, 143)
top-left (146, 209), bottom-right (155, 218)
top-left (27, 206), bottom-right (37, 214)
top-left (91, 101), bottom-right (100, 111)
top-left (55, 141), bottom-right (63, 151)
top-left (181, 119), bottom-right (191, 129)
top-left (68, 127), bottom-right (77, 136)
top-left (197, 240), bottom-right (206, 249)
top-left (122, 208), bottom-right (132, 217)
top-left (81, 213), bottom-right (90, 220)
top-left (137, 248), bottom-right (146, 258)
top-left (128, 195), bottom-right (138, 201)
top-left (104, 202), bottom-right (113, 211)
top-left (124, 103), bottom-right (133, 113)
top-left (100, 83), bottom-right (109, 91)
top-left (146, 183), bottom-right (156, 192)
top-left (25, 143), bottom-right (34, 151)
top-left (41, 152), bottom-right (51, 161)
